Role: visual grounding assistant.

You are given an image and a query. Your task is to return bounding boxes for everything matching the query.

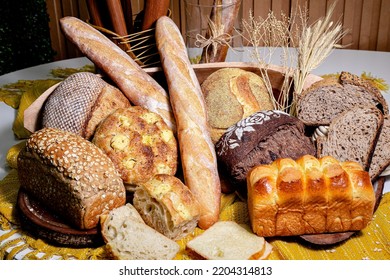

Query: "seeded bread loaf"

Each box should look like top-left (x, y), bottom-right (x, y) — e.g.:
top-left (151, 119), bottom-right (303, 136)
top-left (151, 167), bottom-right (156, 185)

top-left (369, 115), bottom-right (390, 180)
top-left (296, 71), bottom-right (388, 126)
top-left (100, 203), bottom-right (180, 260)
top-left (17, 127), bottom-right (126, 230)
top-left (247, 155), bottom-right (375, 237)
top-left (133, 174), bottom-right (200, 240)
top-left (42, 72), bottom-right (130, 140)
top-left (215, 110), bottom-right (316, 190)
top-left (316, 105), bottom-right (383, 171)
top-left (92, 107), bottom-right (178, 191)
top-left (201, 68), bottom-right (274, 143)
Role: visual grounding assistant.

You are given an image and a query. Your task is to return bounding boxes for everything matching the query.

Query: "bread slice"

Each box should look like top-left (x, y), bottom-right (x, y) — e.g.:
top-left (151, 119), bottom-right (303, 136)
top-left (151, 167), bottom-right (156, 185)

top-left (100, 203), bottom-right (180, 260)
top-left (297, 71), bottom-right (388, 126)
top-left (186, 221), bottom-right (271, 260)
top-left (316, 105), bottom-right (383, 171)
top-left (369, 115), bottom-right (390, 180)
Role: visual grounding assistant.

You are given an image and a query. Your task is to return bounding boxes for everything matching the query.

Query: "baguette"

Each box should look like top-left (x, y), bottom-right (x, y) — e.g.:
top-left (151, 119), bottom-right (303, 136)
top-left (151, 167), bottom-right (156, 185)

top-left (155, 16), bottom-right (221, 229)
top-left (59, 16), bottom-right (176, 133)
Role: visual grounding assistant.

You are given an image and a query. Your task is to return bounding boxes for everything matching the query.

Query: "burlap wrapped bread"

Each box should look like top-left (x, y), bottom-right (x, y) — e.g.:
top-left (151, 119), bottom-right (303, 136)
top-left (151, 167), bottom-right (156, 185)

top-left (247, 155), bottom-right (375, 237)
top-left (17, 127), bottom-right (126, 230)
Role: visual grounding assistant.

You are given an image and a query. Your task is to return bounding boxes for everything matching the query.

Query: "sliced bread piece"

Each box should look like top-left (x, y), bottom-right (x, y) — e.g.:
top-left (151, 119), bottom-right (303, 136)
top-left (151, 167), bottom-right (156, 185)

top-left (369, 115), bottom-right (390, 180)
top-left (316, 105), bottom-right (383, 171)
top-left (100, 203), bottom-right (180, 260)
top-left (186, 221), bottom-right (271, 260)
top-left (297, 71), bottom-right (388, 126)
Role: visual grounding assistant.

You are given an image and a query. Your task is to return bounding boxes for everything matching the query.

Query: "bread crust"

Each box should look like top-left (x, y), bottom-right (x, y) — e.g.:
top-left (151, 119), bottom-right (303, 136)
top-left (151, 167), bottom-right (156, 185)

top-left (247, 155), bottom-right (375, 237)
top-left (59, 16), bottom-right (176, 133)
top-left (156, 16), bottom-right (221, 229)
top-left (17, 128), bottom-right (126, 230)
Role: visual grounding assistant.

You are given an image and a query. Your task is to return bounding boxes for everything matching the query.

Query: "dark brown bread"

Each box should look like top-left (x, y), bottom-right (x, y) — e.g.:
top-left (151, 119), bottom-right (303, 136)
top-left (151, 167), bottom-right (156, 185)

top-left (296, 71), bottom-right (388, 126)
top-left (369, 115), bottom-right (390, 180)
top-left (316, 105), bottom-right (383, 171)
top-left (17, 127), bottom-right (126, 230)
top-left (215, 110), bottom-right (316, 189)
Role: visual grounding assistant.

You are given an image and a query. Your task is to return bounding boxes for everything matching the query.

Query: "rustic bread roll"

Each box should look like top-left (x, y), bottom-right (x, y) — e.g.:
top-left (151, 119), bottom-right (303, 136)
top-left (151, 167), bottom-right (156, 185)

top-left (100, 203), bottom-right (180, 260)
top-left (133, 174), bottom-right (200, 240)
top-left (42, 72), bottom-right (130, 140)
top-left (201, 68), bottom-right (274, 143)
top-left (156, 16), bottom-right (221, 229)
top-left (215, 110), bottom-right (316, 190)
top-left (186, 221), bottom-right (272, 260)
top-left (92, 107), bottom-right (178, 191)
top-left (316, 105), bottom-right (383, 171)
top-left (296, 71), bottom-right (388, 126)
top-left (247, 155), bottom-right (375, 237)
top-left (17, 127), bottom-right (126, 230)
top-left (369, 115), bottom-right (390, 180)
top-left (60, 17), bottom-right (176, 133)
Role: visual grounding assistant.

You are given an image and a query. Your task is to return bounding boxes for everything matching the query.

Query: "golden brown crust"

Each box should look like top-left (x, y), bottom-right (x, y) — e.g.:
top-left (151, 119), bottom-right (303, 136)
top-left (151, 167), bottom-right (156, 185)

top-left (201, 68), bottom-right (274, 143)
top-left (92, 107), bottom-right (178, 189)
top-left (17, 127), bottom-right (126, 230)
top-left (247, 155), bottom-right (375, 237)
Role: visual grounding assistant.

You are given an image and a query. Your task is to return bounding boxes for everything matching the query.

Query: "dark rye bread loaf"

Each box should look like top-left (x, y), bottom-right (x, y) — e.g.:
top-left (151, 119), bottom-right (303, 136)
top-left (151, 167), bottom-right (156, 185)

top-left (369, 115), bottom-right (390, 180)
top-left (42, 72), bottom-right (130, 140)
top-left (215, 110), bottom-right (316, 189)
top-left (316, 105), bottom-right (383, 171)
top-left (17, 127), bottom-right (126, 230)
top-left (296, 71), bottom-right (388, 126)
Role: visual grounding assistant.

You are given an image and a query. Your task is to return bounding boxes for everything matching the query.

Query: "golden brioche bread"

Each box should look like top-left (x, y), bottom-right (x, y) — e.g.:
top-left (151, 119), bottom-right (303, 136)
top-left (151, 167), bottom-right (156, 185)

top-left (92, 107), bottom-right (178, 191)
top-left (247, 155), bottom-right (375, 237)
top-left (201, 68), bottom-right (274, 143)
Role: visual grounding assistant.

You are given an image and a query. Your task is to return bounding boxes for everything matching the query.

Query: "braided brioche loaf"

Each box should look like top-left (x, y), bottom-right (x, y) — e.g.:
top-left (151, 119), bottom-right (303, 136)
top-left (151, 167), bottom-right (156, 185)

top-left (247, 155), bottom-right (375, 237)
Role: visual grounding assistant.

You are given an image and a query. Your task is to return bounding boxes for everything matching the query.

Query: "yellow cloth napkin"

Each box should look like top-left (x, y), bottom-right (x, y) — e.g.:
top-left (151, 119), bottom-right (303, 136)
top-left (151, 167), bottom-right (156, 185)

top-left (1, 167), bottom-right (389, 260)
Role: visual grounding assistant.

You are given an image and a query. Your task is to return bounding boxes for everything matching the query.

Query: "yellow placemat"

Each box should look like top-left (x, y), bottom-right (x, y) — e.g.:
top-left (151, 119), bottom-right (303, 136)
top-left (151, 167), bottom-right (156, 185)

top-left (1, 167), bottom-right (389, 260)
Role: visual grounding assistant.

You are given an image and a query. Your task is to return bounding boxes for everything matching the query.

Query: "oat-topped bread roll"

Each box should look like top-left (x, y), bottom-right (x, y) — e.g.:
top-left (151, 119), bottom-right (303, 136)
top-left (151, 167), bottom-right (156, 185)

top-left (316, 105), bottom-right (383, 171)
top-left (215, 110), bottom-right (316, 190)
top-left (133, 174), bottom-right (200, 240)
top-left (17, 127), bottom-right (126, 230)
top-left (247, 155), bottom-right (375, 237)
top-left (92, 107), bottom-right (178, 191)
top-left (296, 71), bottom-right (388, 126)
top-left (42, 72), bottom-right (130, 140)
top-left (201, 68), bottom-right (274, 143)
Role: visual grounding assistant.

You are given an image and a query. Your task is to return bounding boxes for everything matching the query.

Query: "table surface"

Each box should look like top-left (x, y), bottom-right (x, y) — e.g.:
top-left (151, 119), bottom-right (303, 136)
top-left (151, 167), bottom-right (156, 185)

top-left (0, 50), bottom-right (389, 192)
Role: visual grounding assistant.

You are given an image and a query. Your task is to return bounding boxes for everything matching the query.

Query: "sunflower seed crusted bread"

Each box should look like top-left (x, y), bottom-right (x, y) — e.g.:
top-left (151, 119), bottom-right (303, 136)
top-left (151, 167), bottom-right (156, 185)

top-left (296, 71), bottom-right (388, 126)
top-left (316, 105), bottom-right (383, 171)
top-left (42, 72), bottom-right (130, 140)
top-left (369, 115), bottom-right (390, 180)
top-left (17, 127), bottom-right (126, 230)
top-left (100, 203), bottom-right (180, 260)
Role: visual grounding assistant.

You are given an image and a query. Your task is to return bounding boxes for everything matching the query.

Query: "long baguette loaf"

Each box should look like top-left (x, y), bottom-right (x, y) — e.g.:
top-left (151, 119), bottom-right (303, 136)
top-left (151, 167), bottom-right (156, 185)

top-left (59, 16), bottom-right (176, 133)
top-left (155, 16), bottom-right (221, 229)
top-left (247, 155), bottom-right (375, 237)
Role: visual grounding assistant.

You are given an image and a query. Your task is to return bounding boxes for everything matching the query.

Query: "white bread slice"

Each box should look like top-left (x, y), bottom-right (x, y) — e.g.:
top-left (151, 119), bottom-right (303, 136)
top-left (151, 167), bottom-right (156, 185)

top-left (100, 203), bottom-right (180, 260)
top-left (186, 221), bottom-right (271, 260)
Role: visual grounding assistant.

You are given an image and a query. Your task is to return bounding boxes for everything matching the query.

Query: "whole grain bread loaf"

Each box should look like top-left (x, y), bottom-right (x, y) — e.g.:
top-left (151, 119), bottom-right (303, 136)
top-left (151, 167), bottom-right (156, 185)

top-left (17, 127), bottom-right (126, 230)
top-left (369, 114), bottom-right (390, 180)
top-left (215, 110), bottom-right (316, 190)
top-left (201, 68), bottom-right (274, 143)
top-left (316, 105), bottom-right (383, 171)
top-left (42, 72), bottom-right (130, 140)
top-left (296, 71), bottom-right (388, 126)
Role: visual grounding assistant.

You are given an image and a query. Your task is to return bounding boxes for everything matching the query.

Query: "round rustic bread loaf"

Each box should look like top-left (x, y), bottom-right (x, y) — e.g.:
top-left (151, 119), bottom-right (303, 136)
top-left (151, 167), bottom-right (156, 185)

top-left (42, 72), bottom-right (131, 140)
top-left (215, 110), bottom-right (316, 191)
top-left (92, 107), bottom-right (178, 191)
top-left (201, 68), bottom-right (274, 143)
top-left (17, 127), bottom-right (126, 230)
